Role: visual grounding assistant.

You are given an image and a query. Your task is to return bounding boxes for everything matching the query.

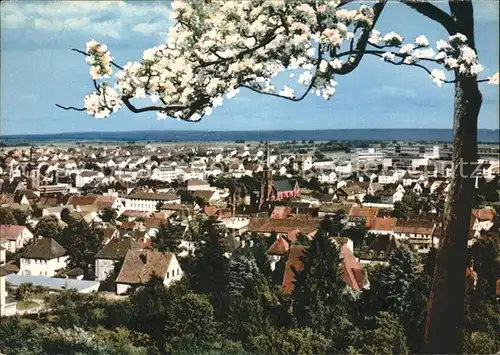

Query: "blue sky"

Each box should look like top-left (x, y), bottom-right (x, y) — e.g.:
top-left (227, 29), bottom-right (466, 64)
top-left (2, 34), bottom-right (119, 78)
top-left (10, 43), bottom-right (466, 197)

top-left (1, 0), bottom-right (498, 135)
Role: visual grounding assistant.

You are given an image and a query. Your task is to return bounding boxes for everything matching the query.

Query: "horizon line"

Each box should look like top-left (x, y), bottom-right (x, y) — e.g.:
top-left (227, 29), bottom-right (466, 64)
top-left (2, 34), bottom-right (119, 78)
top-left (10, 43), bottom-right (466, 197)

top-left (2, 127), bottom-right (499, 138)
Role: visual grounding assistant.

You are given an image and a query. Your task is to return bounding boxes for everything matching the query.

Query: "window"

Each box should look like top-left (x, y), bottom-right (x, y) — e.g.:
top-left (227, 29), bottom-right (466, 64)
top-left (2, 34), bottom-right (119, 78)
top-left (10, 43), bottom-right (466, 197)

top-left (166, 271), bottom-right (170, 278)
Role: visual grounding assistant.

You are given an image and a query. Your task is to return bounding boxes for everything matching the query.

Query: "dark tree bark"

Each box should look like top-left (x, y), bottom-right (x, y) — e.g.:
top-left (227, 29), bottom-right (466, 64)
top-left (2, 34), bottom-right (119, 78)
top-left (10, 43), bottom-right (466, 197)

top-left (423, 2), bottom-right (482, 353)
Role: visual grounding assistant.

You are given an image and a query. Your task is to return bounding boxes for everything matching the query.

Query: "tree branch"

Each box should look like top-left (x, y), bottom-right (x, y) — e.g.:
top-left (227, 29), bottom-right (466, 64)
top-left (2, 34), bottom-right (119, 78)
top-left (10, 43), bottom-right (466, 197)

top-left (55, 104), bottom-right (86, 112)
top-left (333, 0), bottom-right (387, 75)
top-left (404, 1), bottom-right (457, 35)
top-left (71, 48), bottom-right (124, 70)
top-left (121, 96), bottom-right (186, 113)
top-left (241, 43), bottom-right (323, 102)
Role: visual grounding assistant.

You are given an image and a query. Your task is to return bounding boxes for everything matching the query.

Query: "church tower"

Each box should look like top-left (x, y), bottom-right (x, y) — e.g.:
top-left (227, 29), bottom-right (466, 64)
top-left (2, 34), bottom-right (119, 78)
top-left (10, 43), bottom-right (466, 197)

top-left (259, 141), bottom-right (274, 211)
top-left (26, 146), bottom-right (40, 190)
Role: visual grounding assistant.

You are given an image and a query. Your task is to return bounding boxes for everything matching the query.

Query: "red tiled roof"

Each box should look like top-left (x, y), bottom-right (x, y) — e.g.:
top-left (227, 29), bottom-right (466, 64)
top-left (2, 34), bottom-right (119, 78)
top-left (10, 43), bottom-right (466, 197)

top-left (472, 209), bottom-right (496, 221)
top-left (0, 224), bottom-right (27, 241)
top-left (271, 206), bottom-right (292, 219)
top-left (115, 249), bottom-right (174, 285)
top-left (121, 210), bottom-right (150, 217)
top-left (204, 206), bottom-right (219, 216)
top-left (248, 218), bottom-right (320, 234)
top-left (282, 242), bottom-right (365, 295)
top-left (144, 218), bottom-right (164, 229)
top-left (66, 195), bottom-right (99, 206)
top-left (366, 217), bottom-right (397, 231)
top-left (266, 236), bottom-right (289, 256)
top-left (282, 245), bottom-right (306, 294)
top-left (394, 219), bottom-right (435, 235)
top-left (340, 244), bottom-right (365, 291)
top-left (349, 206), bottom-right (378, 218)
top-left (118, 221), bottom-right (137, 230)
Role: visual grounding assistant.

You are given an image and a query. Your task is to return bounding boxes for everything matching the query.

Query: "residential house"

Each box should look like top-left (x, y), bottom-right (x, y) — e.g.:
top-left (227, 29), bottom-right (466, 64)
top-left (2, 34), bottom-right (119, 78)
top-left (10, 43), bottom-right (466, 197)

top-left (393, 219), bottom-right (437, 253)
top-left (95, 236), bottom-right (141, 281)
top-left (348, 206), bottom-right (378, 225)
top-left (19, 238), bottom-right (69, 277)
top-left (365, 217), bottom-right (397, 235)
top-left (0, 246), bottom-right (5, 266)
top-left (124, 192), bottom-right (181, 212)
top-left (187, 179), bottom-right (212, 191)
top-left (247, 218), bottom-right (320, 237)
top-left (192, 190), bottom-right (221, 205)
top-left (266, 235), bottom-right (290, 271)
top-left (115, 250), bottom-right (183, 295)
top-left (335, 162), bottom-right (353, 175)
top-left (378, 171), bottom-right (397, 184)
top-left (0, 225), bottom-right (35, 253)
top-left (359, 234), bottom-right (400, 265)
top-left (470, 208), bottom-right (496, 239)
top-left (282, 242), bottom-right (366, 295)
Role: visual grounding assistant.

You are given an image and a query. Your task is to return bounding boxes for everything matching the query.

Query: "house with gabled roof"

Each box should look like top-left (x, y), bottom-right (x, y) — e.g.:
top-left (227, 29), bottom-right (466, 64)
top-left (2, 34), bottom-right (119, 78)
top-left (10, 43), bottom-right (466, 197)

top-left (19, 238), bottom-right (69, 277)
top-left (0, 224), bottom-right (34, 253)
top-left (95, 236), bottom-right (141, 281)
top-left (282, 241), bottom-right (367, 296)
top-left (115, 250), bottom-right (183, 295)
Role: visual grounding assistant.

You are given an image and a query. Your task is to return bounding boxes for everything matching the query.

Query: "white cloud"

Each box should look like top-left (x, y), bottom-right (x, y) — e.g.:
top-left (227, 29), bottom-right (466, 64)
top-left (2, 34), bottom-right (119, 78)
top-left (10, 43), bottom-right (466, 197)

top-left (0, 0), bottom-right (173, 39)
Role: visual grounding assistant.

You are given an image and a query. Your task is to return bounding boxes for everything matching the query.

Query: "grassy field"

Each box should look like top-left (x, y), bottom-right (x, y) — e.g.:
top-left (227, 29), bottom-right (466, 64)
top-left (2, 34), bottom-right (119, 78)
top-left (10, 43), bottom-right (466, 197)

top-left (16, 300), bottom-right (40, 310)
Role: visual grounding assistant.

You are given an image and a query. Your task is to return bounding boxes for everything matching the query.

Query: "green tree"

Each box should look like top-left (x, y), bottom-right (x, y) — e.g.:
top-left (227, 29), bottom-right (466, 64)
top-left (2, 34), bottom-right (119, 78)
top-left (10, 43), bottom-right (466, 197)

top-left (227, 253), bottom-right (260, 297)
top-left (155, 201), bottom-right (163, 212)
top-left (356, 312), bottom-right (409, 355)
top-left (59, 219), bottom-right (103, 278)
top-left (153, 221), bottom-right (184, 253)
top-left (0, 207), bottom-right (17, 225)
top-left (342, 222), bottom-right (368, 249)
top-left (250, 327), bottom-right (331, 355)
top-left (31, 203), bottom-right (43, 218)
top-left (99, 207), bottom-right (117, 224)
top-left (291, 232), bottom-right (351, 350)
top-left (164, 293), bottom-right (218, 353)
top-left (0, 316), bottom-right (42, 354)
top-left (189, 218), bottom-right (229, 312)
top-left (35, 215), bottom-right (62, 239)
top-left (60, 207), bottom-right (73, 224)
top-left (45, 289), bottom-right (107, 329)
top-left (11, 209), bottom-right (29, 226)
top-left (129, 273), bottom-right (171, 350)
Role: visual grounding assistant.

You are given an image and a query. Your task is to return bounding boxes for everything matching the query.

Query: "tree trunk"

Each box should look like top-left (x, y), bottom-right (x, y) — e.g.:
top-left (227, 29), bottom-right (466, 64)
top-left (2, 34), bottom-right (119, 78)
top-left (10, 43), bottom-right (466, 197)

top-left (423, 3), bottom-right (482, 350)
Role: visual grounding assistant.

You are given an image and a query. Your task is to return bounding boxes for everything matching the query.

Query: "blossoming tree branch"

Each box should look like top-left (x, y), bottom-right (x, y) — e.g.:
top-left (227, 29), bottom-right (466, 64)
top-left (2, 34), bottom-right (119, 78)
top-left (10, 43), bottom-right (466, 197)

top-left (57, 0), bottom-right (497, 120)
top-left (58, 1), bottom-right (498, 353)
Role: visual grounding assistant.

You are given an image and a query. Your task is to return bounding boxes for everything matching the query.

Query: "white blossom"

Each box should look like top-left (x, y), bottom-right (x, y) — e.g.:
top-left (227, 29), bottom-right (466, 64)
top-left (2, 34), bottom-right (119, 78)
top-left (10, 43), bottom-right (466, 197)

top-left (436, 39), bottom-right (451, 51)
top-left (381, 52), bottom-right (395, 62)
top-left (399, 44), bottom-right (415, 54)
top-left (368, 29), bottom-right (381, 44)
top-left (449, 33), bottom-right (468, 45)
top-left (383, 32), bottom-right (404, 46)
top-left (279, 86), bottom-right (295, 98)
top-left (430, 69), bottom-right (446, 87)
top-left (415, 35), bottom-right (429, 47)
top-left (488, 72), bottom-right (499, 85)
top-left (329, 59), bottom-right (343, 69)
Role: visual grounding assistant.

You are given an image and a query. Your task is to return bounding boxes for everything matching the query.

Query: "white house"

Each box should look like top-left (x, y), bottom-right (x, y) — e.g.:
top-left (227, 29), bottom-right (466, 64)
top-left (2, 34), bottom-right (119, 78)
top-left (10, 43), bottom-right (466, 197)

top-left (124, 192), bottom-right (181, 212)
top-left (95, 236), bottom-right (141, 281)
top-left (19, 238), bottom-right (69, 277)
top-left (115, 250), bottom-right (183, 295)
top-left (0, 225), bottom-right (35, 253)
top-left (0, 268), bottom-right (7, 316)
top-left (378, 171), bottom-right (397, 184)
top-left (0, 246), bottom-right (6, 265)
